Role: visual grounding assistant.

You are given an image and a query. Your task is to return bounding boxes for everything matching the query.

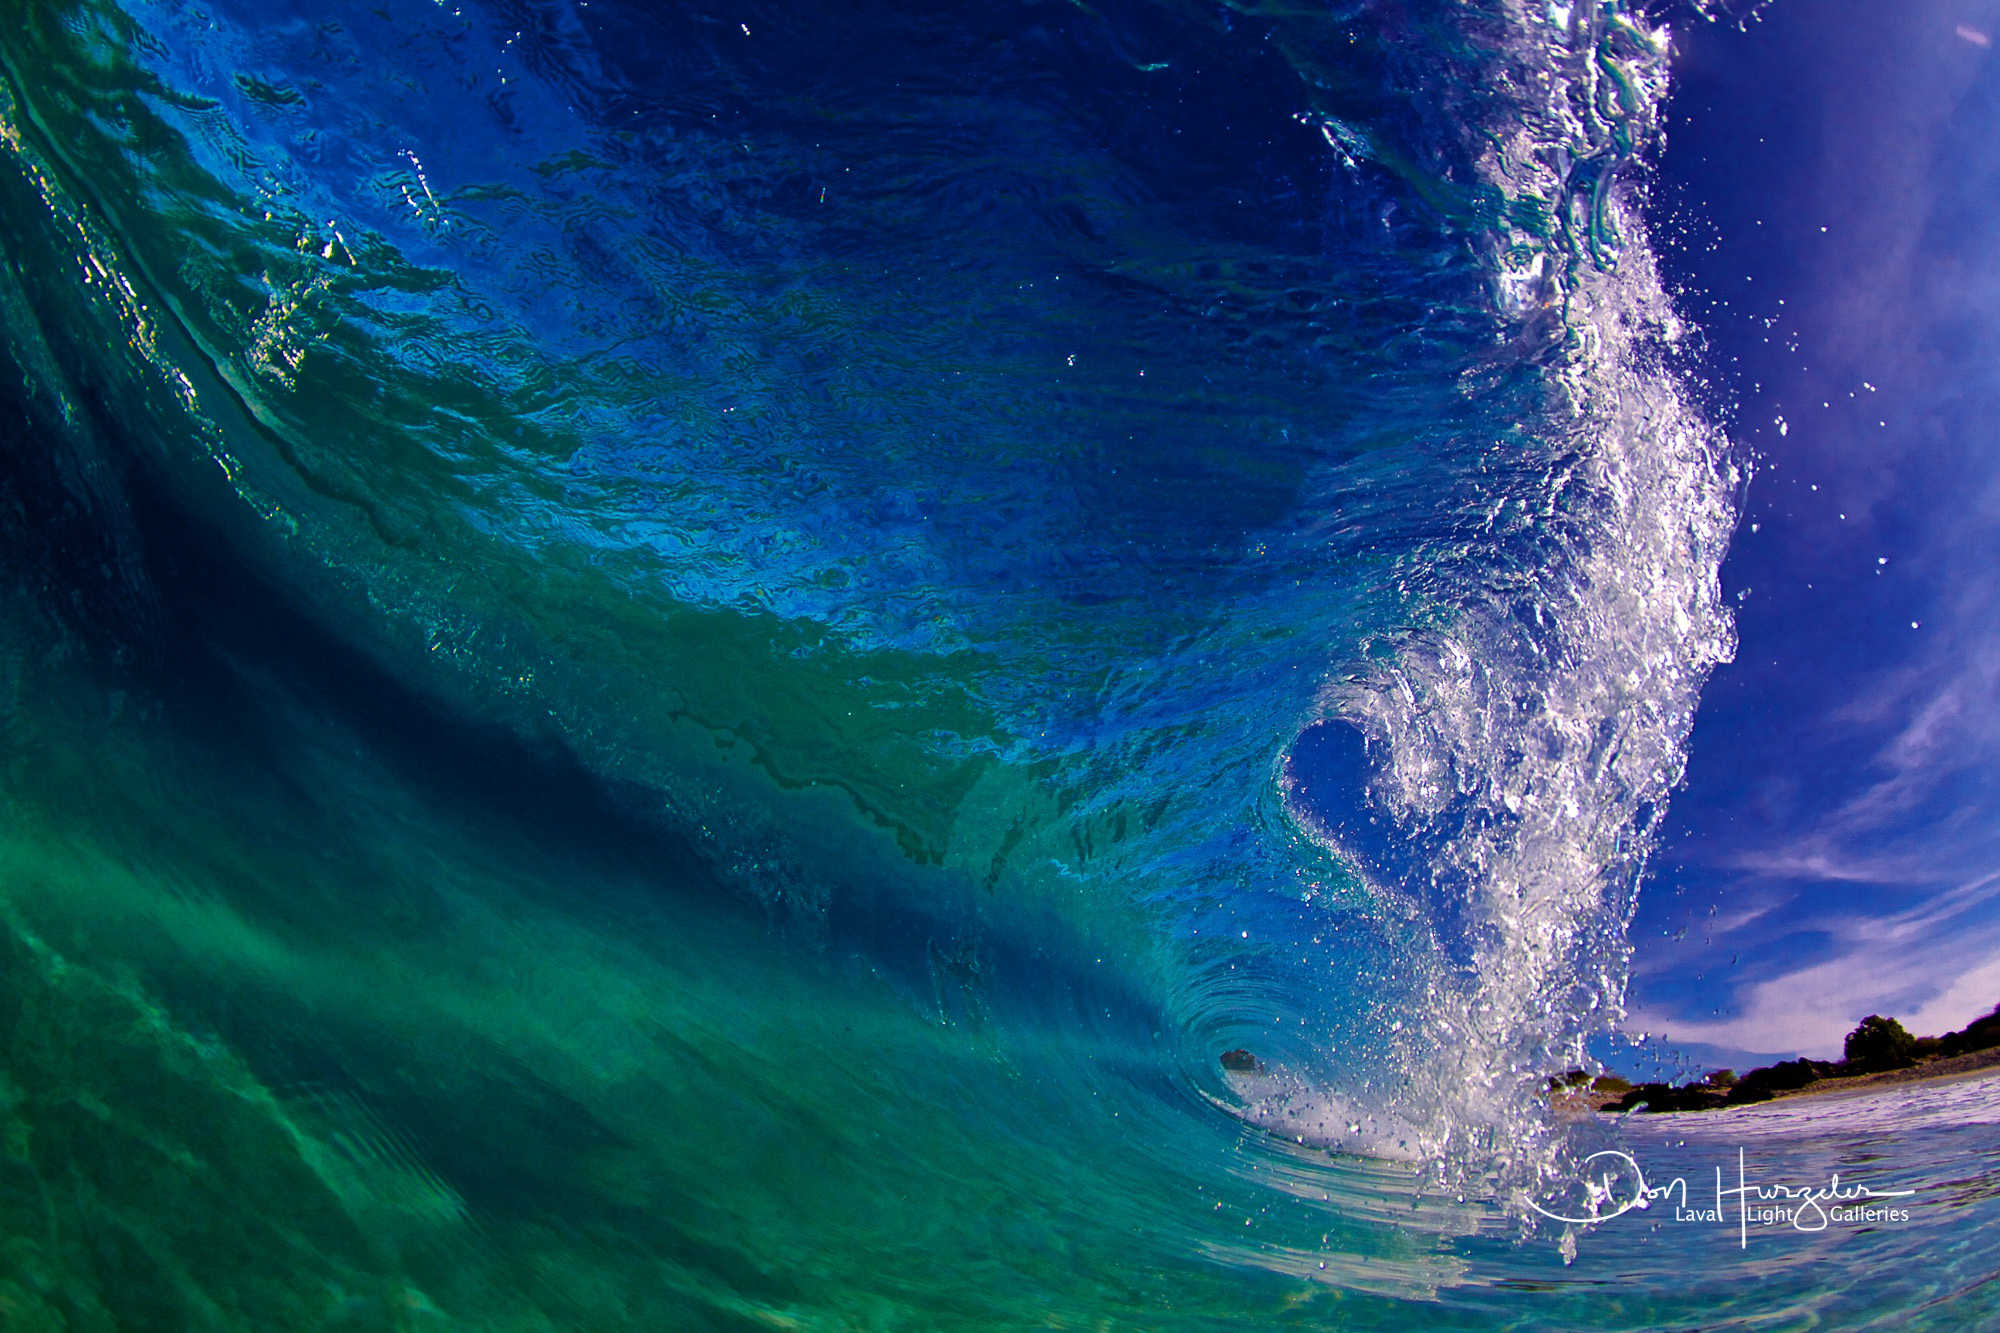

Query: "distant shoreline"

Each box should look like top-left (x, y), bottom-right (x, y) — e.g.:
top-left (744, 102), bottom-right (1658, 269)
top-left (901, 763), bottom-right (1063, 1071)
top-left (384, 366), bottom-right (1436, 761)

top-left (1550, 1045), bottom-right (2000, 1118)
top-left (1564, 1047), bottom-right (2000, 1116)
top-left (1551, 1005), bottom-right (2000, 1116)
top-left (1737, 1044), bottom-right (2000, 1106)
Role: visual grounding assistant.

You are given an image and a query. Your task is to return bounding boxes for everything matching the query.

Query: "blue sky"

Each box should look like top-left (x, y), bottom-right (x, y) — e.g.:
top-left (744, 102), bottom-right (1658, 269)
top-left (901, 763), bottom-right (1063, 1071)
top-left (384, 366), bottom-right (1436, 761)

top-left (1624, 0), bottom-right (2000, 1069)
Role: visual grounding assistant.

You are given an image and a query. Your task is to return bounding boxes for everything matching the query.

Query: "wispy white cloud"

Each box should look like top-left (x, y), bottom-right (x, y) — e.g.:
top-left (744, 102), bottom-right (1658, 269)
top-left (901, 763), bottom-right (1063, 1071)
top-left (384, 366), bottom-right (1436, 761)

top-left (1628, 0), bottom-right (2000, 1065)
top-left (1718, 576), bottom-right (2000, 892)
top-left (1631, 872), bottom-right (2000, 1058)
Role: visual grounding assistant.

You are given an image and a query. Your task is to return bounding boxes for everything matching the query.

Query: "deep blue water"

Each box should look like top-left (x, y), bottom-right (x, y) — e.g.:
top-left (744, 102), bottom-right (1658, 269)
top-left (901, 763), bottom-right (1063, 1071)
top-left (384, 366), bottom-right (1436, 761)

top-left (0, 0), bottom-right (1994, 1327)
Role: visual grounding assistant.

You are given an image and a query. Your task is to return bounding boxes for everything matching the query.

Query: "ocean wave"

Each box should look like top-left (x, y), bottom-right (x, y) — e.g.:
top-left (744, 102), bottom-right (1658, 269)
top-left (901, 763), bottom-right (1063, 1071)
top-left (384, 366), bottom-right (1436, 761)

top-left (0, 1), bottom-right (1761, 1317)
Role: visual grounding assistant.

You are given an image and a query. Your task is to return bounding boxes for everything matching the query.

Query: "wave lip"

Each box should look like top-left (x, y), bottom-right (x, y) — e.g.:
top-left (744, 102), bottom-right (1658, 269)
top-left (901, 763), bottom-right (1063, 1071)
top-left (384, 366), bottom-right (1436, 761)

top-left (0, 0), bottom-right (1755, 1311)
top-left (1279, 2), bottom-right (1740, 1194)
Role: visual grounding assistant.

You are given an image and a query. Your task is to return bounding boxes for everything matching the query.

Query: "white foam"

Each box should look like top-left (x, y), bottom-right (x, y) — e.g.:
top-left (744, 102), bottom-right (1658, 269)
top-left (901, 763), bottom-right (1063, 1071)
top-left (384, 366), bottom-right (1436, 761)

top-left (1287, 5), bottom-right (1739, 1190)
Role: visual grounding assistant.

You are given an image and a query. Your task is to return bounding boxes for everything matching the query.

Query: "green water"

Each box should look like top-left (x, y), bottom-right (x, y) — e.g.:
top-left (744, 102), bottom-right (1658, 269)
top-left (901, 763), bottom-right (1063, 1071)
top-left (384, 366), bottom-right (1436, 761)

top-left (0, 0), bottom-right (1993, 1327)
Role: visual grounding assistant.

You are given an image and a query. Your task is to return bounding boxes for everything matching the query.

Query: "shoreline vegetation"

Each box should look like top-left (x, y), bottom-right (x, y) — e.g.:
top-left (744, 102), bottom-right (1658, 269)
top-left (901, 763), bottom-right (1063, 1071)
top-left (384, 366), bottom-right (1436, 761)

top-left (1547, 1003), bottom-right (2000, 1115)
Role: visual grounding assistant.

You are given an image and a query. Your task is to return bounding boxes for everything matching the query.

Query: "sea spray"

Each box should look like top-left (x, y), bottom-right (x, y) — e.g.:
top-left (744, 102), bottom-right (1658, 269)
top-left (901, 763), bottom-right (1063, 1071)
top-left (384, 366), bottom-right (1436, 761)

top-left (1276, 2), bottom-right (1739, 1199)
top-left (0, 0), bottom-right (1769, 1322)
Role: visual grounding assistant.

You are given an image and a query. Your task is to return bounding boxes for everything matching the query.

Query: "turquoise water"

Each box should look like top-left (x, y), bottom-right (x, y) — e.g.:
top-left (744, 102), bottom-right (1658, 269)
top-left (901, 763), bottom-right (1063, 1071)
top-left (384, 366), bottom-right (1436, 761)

top-left (0, 0), bottom-right (1993, 1327)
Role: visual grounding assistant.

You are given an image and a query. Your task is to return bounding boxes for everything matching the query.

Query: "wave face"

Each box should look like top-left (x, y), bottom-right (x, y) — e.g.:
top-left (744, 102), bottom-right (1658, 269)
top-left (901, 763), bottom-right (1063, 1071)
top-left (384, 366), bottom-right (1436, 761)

top-left (4, 1), bottom-right (1987, 1329)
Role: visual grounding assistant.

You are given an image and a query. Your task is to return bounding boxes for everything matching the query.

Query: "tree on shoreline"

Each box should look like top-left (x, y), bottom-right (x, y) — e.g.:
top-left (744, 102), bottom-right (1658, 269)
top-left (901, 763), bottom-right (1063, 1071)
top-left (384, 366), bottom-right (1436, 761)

top-left (1604, 1001), bottom-right (2000, 1113)
top-left (1844, 1014), bottom-right (1918, 1072)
